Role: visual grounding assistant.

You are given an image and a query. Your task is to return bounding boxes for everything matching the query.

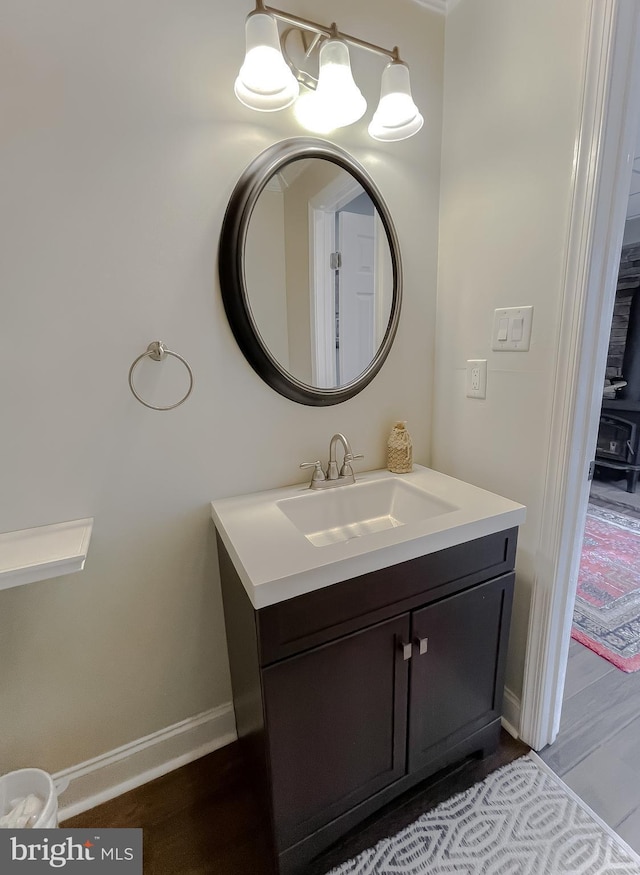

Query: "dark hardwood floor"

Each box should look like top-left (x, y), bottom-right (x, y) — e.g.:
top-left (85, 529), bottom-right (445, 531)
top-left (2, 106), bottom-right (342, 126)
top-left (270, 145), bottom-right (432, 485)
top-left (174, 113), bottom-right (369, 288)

top-left (64, 730), bottom-right (528, 874)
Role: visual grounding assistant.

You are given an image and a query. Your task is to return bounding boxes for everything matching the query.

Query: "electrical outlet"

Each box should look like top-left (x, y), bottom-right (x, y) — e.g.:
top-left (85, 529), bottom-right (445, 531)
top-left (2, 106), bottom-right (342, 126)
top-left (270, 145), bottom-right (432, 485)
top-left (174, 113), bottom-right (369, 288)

top-left (466, 359), bottom-right (487, 399)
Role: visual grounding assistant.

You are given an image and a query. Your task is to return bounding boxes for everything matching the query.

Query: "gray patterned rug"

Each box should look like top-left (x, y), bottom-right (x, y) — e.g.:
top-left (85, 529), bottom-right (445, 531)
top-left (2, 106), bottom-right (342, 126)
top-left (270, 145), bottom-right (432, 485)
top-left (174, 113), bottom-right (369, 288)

top-left (326, 753), bottom-right (640, 873)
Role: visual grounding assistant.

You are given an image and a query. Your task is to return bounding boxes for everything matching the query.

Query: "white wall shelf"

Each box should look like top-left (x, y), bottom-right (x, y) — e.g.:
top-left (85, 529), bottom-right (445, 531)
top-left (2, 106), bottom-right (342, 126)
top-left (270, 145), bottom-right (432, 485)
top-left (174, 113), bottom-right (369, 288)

top-left (0, 518), bottom-right (94, 592)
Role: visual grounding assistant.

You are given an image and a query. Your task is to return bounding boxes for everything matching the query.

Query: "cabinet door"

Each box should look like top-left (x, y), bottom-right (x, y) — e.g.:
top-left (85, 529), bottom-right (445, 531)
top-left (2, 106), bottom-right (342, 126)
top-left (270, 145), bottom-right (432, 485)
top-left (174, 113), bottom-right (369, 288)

top-left (408, 574), bottom-right (514, 773)
top-left (262, 613), bottom-right (410, 850)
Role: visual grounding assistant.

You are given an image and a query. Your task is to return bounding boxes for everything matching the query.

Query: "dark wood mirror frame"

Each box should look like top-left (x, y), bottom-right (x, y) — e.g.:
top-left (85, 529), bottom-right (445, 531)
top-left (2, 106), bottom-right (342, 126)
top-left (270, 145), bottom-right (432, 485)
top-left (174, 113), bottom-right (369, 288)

top-left (218, 138), bottom-right (403, 406)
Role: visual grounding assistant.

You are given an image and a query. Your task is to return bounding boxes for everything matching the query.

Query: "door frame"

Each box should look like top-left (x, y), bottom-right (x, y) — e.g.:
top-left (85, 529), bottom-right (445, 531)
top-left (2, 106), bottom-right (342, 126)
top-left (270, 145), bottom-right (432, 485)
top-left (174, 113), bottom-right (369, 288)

top-left (519, 0), bottom-right (640, 749)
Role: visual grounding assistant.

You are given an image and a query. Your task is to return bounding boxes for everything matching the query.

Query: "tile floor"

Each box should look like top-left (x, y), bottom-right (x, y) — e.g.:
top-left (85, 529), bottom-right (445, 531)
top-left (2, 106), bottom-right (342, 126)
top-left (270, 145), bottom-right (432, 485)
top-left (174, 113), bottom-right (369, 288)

top-left (540, 477), bottom-right (640, 852)
top-left (540, 478), bottom-right (640, 853)
top-left (539, 638), bottom-right (640, 852)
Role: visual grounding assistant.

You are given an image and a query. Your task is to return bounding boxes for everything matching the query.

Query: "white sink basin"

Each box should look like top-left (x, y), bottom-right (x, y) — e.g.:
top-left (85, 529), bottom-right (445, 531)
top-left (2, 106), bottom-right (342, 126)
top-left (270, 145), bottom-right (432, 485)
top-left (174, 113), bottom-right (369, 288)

top-left (277, 478), bottom-right (457, 547)
top-left (211, 465), bottom-right (525, 609)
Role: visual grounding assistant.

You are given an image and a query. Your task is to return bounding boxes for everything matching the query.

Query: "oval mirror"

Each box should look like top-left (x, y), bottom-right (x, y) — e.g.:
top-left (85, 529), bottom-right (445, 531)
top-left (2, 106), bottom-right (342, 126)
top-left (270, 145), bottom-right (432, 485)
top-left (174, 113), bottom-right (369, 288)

top-left (219, 139), bottom-right (402, 406)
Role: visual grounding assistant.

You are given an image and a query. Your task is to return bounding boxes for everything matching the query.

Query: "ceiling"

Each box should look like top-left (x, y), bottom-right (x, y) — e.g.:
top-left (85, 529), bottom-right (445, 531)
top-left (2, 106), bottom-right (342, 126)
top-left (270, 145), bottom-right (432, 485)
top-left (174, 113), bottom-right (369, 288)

top-left (412, 0), bottom-right (448, 15)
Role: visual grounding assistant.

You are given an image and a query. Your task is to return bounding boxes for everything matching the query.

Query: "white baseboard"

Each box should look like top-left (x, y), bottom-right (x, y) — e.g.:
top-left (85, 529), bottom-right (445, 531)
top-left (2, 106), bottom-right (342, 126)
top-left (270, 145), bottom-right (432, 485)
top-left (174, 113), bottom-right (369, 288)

top-left (55, 702), bottom-right (237, 822)
top-left (501, 687), bottom-right (521, 739)
top-left (53, 688), bottom-right (521, 821)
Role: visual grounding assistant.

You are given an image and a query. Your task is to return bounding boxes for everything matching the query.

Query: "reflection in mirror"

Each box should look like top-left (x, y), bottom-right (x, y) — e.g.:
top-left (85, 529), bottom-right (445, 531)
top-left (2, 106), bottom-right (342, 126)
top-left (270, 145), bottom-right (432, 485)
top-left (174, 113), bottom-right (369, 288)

top-left (218, 139), bottom-right (402, 406)
top-left (244, 158), bottom-right (393, 389)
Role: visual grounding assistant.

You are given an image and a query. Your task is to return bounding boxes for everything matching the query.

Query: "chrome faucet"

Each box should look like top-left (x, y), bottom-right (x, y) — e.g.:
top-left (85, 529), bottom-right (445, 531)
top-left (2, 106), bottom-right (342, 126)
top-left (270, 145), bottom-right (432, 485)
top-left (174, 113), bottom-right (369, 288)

top-left (300, 433), bottom-right (364, 489)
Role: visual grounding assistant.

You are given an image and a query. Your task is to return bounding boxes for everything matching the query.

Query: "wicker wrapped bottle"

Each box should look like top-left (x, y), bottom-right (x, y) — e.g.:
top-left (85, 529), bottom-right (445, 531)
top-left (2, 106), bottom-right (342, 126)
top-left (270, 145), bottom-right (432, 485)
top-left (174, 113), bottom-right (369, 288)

top-left (387, 421), bottom-right (413, 473)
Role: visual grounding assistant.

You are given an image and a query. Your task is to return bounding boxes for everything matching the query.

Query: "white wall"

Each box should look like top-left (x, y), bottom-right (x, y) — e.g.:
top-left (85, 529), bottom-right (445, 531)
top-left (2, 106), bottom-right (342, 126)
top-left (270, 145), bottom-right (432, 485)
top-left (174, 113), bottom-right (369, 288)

top-left (0, 0), bottom-right (443, 772)
top-left (245, 189), bottom-right (289, 369)
top-left (434, 0), bottom-right (592, 700)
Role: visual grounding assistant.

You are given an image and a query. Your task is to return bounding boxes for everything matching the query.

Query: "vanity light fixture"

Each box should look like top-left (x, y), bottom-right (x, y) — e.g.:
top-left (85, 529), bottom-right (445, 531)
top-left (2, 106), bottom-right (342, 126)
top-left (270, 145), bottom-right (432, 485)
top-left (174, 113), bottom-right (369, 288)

top-left (235, 8), bottom-right (299, 111)
top-left (235, 0), bottom-right (423, 141)
top-left (368, 60), bottom-right (424, 142)
top-left (294, 38), bottom-right (367, 133)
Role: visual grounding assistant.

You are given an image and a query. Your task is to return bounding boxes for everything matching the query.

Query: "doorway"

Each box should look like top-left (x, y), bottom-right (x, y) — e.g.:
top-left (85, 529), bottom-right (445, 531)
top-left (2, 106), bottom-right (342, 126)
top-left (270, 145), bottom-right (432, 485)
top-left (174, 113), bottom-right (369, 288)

top-left (309, 180), bottom-right (390, 388)
top-left (519, 0), bottom-right (640, 752)
top-left (538, 194), bottom-right (640, 850)
top-left (574, 187), bottom-right (640, 674)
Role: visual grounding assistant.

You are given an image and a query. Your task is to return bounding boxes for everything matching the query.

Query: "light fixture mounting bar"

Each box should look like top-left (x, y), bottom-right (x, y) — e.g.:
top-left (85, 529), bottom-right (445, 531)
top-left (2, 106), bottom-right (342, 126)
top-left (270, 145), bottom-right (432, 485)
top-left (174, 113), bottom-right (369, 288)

top-left (256, 0), bottom-right (400, 62)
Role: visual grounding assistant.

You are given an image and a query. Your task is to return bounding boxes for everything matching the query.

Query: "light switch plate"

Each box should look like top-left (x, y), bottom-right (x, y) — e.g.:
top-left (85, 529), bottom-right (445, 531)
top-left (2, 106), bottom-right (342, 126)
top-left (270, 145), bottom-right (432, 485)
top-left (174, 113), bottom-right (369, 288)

top-left (492, 306), bottom-right (533, 351)
top-left (466, 359), bottom-right (487, 399)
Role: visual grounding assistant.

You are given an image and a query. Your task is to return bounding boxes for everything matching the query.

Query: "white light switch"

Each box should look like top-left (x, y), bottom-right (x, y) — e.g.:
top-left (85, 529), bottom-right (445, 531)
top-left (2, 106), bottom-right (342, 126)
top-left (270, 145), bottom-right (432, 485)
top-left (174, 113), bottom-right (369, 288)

top-left (511, 317), bottom-right (524, 341)
top-left (492, 306), bottom-right (533, 351)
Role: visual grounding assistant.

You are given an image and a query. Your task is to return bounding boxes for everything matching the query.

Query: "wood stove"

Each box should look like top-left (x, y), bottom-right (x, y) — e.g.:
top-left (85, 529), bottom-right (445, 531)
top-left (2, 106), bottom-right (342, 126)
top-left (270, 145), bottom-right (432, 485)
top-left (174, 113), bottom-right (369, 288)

top-left (595, 270), bottom-right (640, 491)
top-left (596, 401), bottom-right (640, 492)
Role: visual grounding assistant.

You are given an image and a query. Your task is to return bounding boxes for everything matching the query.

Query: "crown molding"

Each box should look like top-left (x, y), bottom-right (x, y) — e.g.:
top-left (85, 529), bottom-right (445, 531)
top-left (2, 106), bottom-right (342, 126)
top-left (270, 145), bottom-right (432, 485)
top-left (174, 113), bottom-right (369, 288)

top-left (411, 0), bottom-right (448, 15)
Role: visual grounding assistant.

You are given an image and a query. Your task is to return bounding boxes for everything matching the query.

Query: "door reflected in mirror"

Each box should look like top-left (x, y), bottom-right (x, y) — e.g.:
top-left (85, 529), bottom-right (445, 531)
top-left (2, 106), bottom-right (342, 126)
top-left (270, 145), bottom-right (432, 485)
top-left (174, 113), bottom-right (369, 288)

top-left (245, 158), bottom-right (393, 389)
top-left (218, 139), bottom-right (402, 406)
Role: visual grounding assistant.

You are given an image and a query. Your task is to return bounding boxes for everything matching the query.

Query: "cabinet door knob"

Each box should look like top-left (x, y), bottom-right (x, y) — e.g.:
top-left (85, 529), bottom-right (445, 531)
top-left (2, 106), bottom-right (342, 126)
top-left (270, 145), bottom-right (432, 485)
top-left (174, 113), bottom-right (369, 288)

top-left (416, 636), bottom-right (428, 655)
top-left (400, 640), bottom-right (412, 661)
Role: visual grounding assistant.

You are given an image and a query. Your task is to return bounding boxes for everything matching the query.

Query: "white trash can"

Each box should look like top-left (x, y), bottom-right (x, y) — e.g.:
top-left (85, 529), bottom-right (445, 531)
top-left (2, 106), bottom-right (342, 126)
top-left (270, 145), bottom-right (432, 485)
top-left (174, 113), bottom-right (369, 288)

top-left (0, 769), bottom-right (58, 829)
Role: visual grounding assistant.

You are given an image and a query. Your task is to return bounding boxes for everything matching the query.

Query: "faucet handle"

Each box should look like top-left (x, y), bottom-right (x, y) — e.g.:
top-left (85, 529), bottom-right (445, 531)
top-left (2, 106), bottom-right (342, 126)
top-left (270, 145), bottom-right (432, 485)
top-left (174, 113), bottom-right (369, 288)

top-left (300, 461), bottom-right (326, 482)
top-left (340, 452), bottom-right (364, 476)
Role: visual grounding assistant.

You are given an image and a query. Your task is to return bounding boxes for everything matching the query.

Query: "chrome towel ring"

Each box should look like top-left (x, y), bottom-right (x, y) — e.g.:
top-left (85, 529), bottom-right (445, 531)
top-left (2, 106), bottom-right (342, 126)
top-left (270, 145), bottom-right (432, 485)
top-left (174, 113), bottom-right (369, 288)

top-left (128, 341), bottom-right (194, 411)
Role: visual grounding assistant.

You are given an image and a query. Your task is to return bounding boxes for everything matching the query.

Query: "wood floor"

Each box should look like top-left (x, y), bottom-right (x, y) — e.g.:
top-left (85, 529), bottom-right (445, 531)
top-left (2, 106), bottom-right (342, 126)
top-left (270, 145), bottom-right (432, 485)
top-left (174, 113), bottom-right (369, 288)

top-left (539, 638), bottom-right (640, 852)
top-left (63, 730), bottom-right (528, 874)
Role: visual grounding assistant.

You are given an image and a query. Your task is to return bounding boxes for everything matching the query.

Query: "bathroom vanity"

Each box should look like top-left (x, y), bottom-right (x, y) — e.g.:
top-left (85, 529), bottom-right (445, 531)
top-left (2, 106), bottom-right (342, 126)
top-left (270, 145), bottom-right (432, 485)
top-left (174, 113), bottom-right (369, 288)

top-left (211, 466), bottom-right (525, 874)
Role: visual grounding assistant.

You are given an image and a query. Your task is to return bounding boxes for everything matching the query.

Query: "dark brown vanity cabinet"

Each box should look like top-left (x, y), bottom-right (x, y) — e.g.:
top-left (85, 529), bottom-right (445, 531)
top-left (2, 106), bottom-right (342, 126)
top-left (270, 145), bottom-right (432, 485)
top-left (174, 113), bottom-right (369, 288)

top-left (217, 527), bottom-right (517, 875)
top-left (408, 576), bottom-right (512, 773)
top-left (263, 614), bottom-right (409, 850)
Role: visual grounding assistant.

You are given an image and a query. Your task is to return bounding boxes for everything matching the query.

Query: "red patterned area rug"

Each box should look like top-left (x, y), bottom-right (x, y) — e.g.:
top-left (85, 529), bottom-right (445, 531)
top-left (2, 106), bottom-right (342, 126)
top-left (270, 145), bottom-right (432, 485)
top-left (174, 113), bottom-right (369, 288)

top-left (572, 504), bottom-right (640, 672)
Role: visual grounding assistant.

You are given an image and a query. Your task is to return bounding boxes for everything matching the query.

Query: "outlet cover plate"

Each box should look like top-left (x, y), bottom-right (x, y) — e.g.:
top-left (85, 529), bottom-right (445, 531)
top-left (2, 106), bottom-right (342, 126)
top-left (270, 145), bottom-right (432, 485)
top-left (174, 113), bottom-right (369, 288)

top-left (466, 359), bottom-right (487, 399)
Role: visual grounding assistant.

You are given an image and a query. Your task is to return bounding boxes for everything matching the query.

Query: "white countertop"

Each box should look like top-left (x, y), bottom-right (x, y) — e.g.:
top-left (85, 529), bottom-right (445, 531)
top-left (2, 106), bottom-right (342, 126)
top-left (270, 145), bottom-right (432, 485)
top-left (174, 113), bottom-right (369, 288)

top-left (211, 466), bottom-right (525, 609)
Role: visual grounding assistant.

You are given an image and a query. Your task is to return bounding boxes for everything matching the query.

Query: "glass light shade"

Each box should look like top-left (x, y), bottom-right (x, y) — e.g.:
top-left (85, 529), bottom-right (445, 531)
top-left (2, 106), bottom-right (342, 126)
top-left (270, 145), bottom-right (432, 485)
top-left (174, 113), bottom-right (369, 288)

top-left (295, 39), bottom-right (366, 131)
top-left (234, 12), bottom-right (299, 112)
top-left (368, 61), bottom-right (423, 142)
top-left (293, 91), bottom-right (337, 134)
